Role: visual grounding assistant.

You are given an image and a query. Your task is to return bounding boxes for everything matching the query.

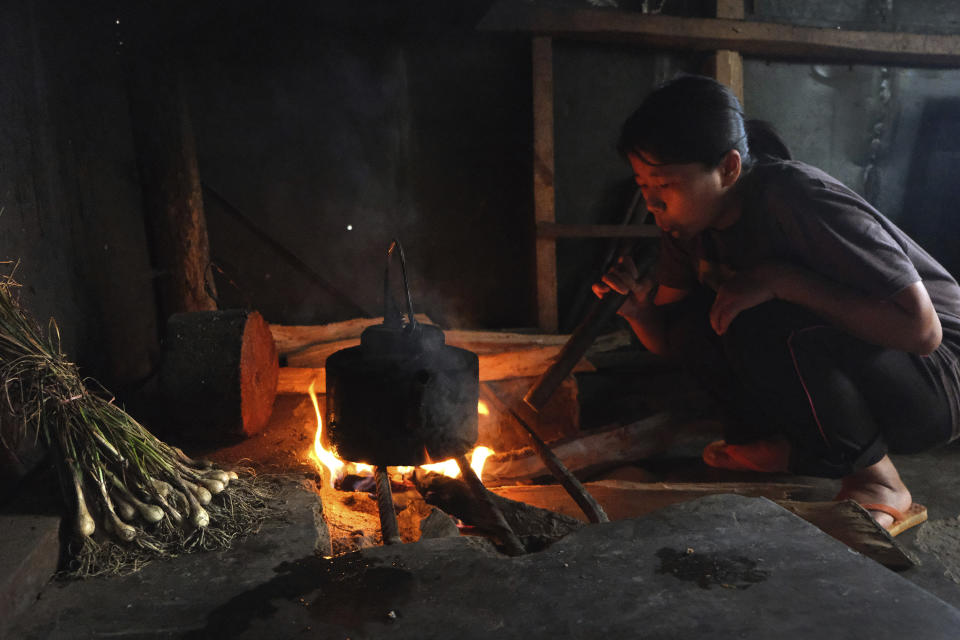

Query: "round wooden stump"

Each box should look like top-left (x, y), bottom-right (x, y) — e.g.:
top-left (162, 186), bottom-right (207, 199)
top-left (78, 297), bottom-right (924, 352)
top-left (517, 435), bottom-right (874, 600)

top-left (160, 309), bottom-right (278, 442)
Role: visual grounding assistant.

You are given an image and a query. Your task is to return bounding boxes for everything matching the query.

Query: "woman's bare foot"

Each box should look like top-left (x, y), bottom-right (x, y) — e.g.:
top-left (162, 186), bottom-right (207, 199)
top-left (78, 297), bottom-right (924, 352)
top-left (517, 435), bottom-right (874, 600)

top-left (703, 438), bottom-right (790, 473)
top-left (834, 455), bottom-right (913, 530)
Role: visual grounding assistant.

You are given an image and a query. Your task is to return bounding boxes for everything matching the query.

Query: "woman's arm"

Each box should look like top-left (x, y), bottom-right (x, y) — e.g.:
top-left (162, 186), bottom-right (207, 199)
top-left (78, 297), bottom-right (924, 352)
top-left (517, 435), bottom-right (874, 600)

top-left (710, 263), bottom-right (942, 355)
top-left (593, 257), bottom-right (688, 356)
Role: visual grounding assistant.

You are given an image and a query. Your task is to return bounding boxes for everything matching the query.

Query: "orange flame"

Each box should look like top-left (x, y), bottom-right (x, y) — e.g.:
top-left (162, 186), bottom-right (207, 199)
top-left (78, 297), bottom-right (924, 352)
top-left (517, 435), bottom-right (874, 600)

top-left (307, 382), bottom-right (343, 487)
top-left (307, 388), bottom-right (493, 486)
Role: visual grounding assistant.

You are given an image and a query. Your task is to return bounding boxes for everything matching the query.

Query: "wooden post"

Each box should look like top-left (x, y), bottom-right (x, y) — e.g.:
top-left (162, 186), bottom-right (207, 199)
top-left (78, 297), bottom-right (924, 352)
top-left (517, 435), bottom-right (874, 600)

top-left (127, 55), bottom-right (218, 319)
top-left (532, 37), bottom-right (559, 333)
top-left (713, 0), bottom-right (745, 105)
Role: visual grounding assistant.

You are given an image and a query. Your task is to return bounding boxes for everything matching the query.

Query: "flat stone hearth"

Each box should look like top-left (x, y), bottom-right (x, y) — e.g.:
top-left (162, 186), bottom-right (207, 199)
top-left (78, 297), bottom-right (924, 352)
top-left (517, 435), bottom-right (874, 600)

top-left (8, 484), bottom-right (960, 639)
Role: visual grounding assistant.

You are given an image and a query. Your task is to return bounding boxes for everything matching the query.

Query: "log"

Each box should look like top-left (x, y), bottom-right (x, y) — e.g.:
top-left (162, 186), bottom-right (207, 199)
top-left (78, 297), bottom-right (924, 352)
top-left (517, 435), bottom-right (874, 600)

top-left (270, 314), bottom-right (433, 356)
top-left (279, 339), bottom-right (598, 386)
top-left (160, 309), bottom-right (278, 441)
top-left (273, 321), bottom-right (629, 356)
top-left (273, 321), bottom-right (629, 395)
top-left (481, 413), bottom-right (722, 486)
top-left (277, 367), bottom-right (325, 394)
top-left (275, 344), bottom-right (602, 394)
top-left (280, 334), bottom-right (596, 372)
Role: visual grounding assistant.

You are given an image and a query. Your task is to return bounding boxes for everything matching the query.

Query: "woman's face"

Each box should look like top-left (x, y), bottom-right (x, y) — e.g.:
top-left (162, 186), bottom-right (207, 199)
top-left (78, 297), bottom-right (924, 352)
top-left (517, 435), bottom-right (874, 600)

top-left (628, 151), bottom-right (739, 241)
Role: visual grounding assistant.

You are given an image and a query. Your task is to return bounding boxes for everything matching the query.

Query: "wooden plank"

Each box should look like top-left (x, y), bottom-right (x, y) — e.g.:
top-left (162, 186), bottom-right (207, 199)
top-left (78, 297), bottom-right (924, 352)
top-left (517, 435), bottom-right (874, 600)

top-left (533, 36), bottom-right (558, 333)
top-left (778, 500), bottom-right (914, 569)
top-left (536, 222), bottom-right (660, 239)
top-left (481, 3), bottom-right (960, 67)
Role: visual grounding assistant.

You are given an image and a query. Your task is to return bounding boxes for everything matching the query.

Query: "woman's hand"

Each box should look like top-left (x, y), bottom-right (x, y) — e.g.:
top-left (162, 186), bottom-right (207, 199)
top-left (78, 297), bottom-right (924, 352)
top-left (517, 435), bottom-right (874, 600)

top-left (592, 256), bottom-right (655, 320)
top-left (709, 263), bottom-right (794, 335)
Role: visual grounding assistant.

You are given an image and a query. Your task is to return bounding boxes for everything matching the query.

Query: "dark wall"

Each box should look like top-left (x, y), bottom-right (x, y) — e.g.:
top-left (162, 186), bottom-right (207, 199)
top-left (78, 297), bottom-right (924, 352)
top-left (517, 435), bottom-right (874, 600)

top-left (0, 1), bottom-right (158, 388)
top-left (180, 2), bottom-right (536, 329)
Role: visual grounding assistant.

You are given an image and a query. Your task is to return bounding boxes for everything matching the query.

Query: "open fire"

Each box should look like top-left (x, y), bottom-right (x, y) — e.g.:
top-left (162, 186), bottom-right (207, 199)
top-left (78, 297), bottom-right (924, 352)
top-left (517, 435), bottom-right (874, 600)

top-left (306, 382), bottom-right (494, 488)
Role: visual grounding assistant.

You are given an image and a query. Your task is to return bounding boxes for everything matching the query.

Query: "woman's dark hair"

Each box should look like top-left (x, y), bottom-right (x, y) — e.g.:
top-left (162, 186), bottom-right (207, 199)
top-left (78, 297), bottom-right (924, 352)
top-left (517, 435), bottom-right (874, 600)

top-left (617, 74), bottom-right (790, 168)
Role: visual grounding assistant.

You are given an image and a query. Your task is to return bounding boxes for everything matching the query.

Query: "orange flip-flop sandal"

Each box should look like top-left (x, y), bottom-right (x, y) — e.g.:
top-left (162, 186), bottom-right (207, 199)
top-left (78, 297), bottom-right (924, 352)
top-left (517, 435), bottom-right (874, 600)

top-left (860, 502), bottom-right (928, 537)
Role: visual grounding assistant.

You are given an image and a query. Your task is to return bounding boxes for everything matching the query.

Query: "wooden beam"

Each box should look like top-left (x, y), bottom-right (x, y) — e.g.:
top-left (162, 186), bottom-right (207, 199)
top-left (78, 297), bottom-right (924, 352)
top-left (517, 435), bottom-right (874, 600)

top-left (712, 1), bottom-right (744, 106)
top-left (532, 36), bottom-right (558, 333)
top-left (536, 222), bottom-right (660, 239)
top-left (713, 49), bottom-right (744, 104)
top-left (481, 3), bottom-right (960, 67)
top-left (715, 0), bottom-right (744, 20)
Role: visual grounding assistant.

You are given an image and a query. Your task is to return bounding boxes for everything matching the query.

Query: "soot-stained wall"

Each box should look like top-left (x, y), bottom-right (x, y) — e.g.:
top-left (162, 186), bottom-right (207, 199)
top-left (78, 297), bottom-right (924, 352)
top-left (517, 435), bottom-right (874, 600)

top-left (0, 1), bottom-right (158, 388)
top-left (182, 2), bottom-right (535, 329)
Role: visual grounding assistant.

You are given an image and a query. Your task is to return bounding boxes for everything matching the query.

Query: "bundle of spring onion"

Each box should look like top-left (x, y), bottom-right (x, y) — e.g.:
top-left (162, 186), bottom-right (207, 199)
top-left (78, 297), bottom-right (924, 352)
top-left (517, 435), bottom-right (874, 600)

top-left (0, 264), bottom-right (276, 577)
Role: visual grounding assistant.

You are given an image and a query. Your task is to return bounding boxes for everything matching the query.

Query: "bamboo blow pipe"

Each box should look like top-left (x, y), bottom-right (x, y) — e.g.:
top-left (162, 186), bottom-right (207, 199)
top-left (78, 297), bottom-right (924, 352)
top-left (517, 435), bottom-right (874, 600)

top-left (524, 247), bottom-right (658, 413)
top-left (524, 291), bottom-right (627, 413)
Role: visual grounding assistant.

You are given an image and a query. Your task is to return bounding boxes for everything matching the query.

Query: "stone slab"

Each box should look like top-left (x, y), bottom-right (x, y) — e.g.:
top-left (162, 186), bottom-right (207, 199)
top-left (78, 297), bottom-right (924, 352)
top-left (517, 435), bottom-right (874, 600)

top-left (249, 493), bottom-right (957, 640)
top-left (9, 490), bottom-right (960, 640)
top-left (4, 477), bottom-right (323, 640)
top-left (0, 512), bottom-right (61, 639)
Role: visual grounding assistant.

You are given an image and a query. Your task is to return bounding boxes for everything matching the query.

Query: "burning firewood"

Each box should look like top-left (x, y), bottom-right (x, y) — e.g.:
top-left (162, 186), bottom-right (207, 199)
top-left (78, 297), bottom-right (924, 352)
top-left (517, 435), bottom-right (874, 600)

top-left (414, 471), bottom-right (584, 551)
top-left (0, 265), bottom-right (275, 577)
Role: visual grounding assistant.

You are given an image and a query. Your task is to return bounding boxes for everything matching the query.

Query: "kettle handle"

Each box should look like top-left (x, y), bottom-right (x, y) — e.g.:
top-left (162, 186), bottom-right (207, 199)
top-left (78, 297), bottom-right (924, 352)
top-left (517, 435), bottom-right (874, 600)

top-left (383, 240), bottom-right (418, 330)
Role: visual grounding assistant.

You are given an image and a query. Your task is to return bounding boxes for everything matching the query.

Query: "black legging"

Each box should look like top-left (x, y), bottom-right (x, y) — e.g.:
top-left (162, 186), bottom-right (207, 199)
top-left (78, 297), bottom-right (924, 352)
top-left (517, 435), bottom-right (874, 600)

top-left (664, 290), bottom-right (954, 478)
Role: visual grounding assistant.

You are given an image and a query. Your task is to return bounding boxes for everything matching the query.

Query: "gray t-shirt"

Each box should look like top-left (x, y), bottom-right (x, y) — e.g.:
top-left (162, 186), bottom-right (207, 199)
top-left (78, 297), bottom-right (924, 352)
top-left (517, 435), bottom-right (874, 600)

top-left (657, 159), bottom-right (960, 434)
